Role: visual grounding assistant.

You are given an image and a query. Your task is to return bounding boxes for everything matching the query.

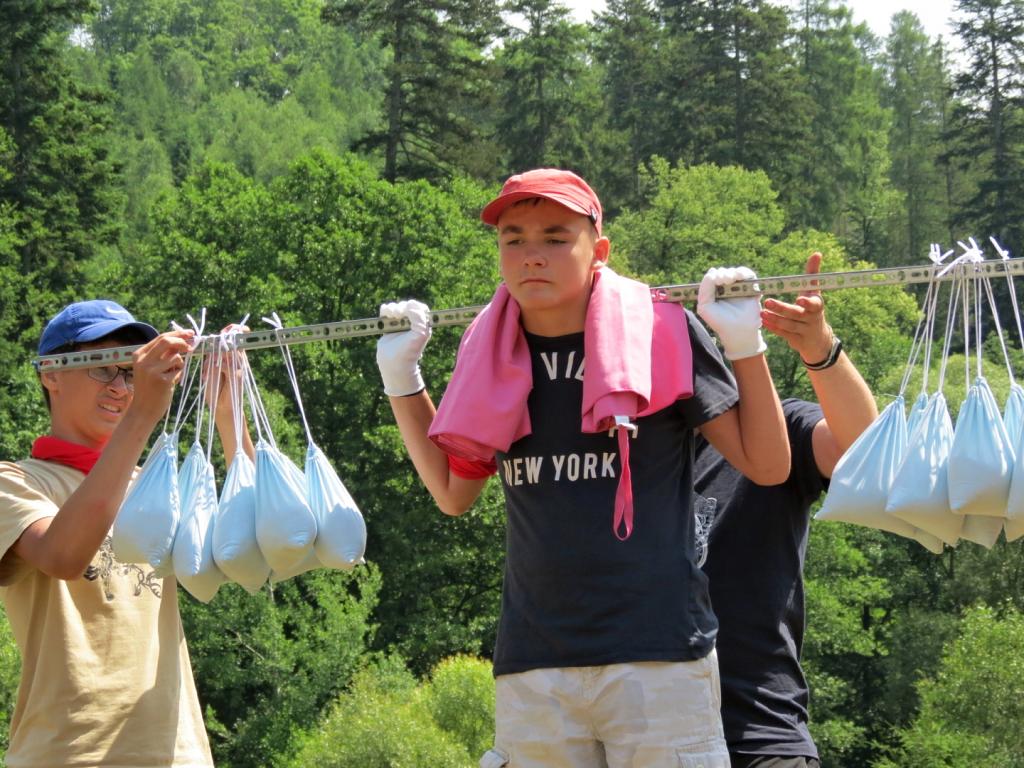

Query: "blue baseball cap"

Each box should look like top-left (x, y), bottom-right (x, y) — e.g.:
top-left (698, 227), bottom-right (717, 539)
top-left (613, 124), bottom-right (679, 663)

top-left (38, 300), bottom-right (159, 356)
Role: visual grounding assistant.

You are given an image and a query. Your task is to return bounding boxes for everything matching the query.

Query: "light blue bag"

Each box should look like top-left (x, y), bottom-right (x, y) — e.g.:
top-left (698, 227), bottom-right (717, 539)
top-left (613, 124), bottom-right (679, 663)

top-left (173, 457), bottom-right (226, 602)
top-left (948, 377), bottom-right (1015, 517)
top-left (211, 346), bottom-right (270, 592)
top-left (215, 450), bottom-right (270, 591)
top-left (112, 431), bottom-right (180, 573)
top-left (815, 397), bottom-right (918, 538)
top-left (172, 342), bottom-right (227, 602)
top-left (887, 392), bottom-right (961, 545)
top-left (906, 391), bottom-right (930, 442)
top-left (255, 439), bottom-right (318, 573)
top-left (1004, 384), bottom-right (1024, 448)
top-left (177, 440), bottom-right (206, 521)
top-left (264, 312), bottom-right (365, 575)
top-left (1003, 396), bottom-right (1024, 542)
top-left (307, 444), bottom-right (366, 570)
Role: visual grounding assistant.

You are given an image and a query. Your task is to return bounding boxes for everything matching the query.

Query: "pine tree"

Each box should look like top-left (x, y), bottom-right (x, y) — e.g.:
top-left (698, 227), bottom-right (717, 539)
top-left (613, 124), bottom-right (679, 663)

top-left (495, 0), bottom-right (594, 174)
top-left (321, 0), bottom-right (503, 181)
top-left (591, 0), bottom-right (669, 206)
top-left (0, 0), bottom-right (123, 291)
top-left (883, 12), bottom-right (953, 262)
top-left (948, 0), bottom-right (1024, 251)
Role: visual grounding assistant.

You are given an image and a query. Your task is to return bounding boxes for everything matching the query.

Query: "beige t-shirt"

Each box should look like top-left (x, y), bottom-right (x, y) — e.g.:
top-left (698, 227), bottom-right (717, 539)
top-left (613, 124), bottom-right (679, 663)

top-left (0, 458), bottom-right (213, 768)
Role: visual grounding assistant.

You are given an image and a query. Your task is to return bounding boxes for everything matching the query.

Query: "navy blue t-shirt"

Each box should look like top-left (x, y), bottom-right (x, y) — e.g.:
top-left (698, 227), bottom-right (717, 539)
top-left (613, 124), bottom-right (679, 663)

top-left (492, 311), bottom-right (738, 676)
top-left (695, 398), bottom-right (826, 759)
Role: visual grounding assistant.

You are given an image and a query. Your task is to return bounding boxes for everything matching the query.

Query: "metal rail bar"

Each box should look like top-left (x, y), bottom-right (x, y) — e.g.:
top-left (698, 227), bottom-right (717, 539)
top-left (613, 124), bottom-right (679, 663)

top-left (33, 257), bottom-right (1024, 372)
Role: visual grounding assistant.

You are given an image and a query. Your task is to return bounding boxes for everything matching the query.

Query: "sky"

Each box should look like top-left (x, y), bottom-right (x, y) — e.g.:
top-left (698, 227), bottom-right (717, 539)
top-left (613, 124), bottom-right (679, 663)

top-left (564, 0), bottom-right (960, 41)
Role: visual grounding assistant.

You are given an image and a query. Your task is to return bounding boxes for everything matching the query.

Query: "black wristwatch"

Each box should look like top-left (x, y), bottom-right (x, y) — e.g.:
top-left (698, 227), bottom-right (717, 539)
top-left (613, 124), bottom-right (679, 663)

top-left (803, 334), bottom-right (842, 371)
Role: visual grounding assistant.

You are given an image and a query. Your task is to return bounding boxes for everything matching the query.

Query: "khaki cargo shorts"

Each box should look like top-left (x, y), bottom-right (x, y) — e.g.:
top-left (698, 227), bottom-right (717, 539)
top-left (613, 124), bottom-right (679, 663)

top-left (480, 651), bottom-right (730, 768)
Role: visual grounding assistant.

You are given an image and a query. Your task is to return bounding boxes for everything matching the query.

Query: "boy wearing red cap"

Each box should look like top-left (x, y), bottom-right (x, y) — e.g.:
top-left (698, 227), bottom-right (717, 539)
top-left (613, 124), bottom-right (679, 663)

top-left (377, 169), bottom-right (789, 768)
top-left (0, 300), bottom-right (235, 767)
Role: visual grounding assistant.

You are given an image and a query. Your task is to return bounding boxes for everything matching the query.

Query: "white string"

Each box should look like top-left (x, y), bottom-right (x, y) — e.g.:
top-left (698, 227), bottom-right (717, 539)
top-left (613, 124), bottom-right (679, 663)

top-left (991, 237), bottom-right (1024, 351)
top-left (204, 344), bottom-right (222, 464)
top-left (937, 272), bottom-right (963, 394)
top-left (962, 271), bottom-right (972, 392)
top-left (981, 273), bottom-right (1016, 385)
top-left (262, 312), bottom-right (314, 445)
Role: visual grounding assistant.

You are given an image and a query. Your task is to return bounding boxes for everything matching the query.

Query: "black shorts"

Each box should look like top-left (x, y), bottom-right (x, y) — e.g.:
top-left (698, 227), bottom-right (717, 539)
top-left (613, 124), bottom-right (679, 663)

top-left (730, 756), bottom-right (821, 768)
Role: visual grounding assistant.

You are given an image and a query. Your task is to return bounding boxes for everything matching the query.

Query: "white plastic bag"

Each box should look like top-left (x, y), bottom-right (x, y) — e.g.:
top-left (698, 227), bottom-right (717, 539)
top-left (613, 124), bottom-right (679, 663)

top-left (887, 393), bottom-right (962, 545)
top-left (948, 377), bottom-right (1014, 517)
top-left (112, 431), bottom-right (180, 572)
top-left (815, 397), bottom-right (918, 538)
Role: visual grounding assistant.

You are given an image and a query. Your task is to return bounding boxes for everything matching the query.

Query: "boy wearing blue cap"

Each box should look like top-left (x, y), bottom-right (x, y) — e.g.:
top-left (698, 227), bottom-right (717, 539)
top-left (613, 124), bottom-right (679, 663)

top-left (0, 300), bottom-right (220, 767)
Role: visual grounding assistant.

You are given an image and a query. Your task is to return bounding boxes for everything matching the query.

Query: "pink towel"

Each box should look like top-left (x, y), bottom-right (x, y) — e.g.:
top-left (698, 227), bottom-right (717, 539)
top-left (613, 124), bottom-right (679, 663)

top-left (430, 267), bottom-right (693, 539)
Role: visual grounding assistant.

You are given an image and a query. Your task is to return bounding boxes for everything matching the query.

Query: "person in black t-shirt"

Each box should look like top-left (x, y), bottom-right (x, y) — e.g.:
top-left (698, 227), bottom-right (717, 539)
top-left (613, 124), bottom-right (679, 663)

top-left (375, 168), bottom-right (792, 768)
top-left (696, 252), bottom-right (879, 768)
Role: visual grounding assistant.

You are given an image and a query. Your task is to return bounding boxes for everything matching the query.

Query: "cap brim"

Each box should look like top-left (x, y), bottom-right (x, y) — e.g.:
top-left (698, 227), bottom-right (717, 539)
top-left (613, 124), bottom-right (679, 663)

top-left (481, 191), bottom-right (592, 227)
top-left (73, 319), bottom-right (159, 348)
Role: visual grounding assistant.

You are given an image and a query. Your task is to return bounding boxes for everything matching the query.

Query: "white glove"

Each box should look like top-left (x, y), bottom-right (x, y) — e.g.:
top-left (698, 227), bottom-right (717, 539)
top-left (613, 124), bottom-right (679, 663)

top-left (376, 300), bottom-right (432, 396)
top-left (697, 266), bottom-right (766, 361)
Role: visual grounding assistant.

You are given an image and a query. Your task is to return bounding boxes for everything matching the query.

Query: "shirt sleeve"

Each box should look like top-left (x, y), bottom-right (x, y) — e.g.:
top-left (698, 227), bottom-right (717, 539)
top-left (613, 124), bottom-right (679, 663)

top-left (0, 462), bottom-right (58, 585)
top-left (677, 309), bottom-right (740, 428)
top-left (782, 399), bottom-right (828, 502)
top-left (448, 454), bottom-right (498, 480)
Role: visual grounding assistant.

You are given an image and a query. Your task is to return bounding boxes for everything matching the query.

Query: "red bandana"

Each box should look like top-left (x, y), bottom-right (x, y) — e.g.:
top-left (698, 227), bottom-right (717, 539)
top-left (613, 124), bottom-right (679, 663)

top-left (31, 436), bottom-right (103, 475)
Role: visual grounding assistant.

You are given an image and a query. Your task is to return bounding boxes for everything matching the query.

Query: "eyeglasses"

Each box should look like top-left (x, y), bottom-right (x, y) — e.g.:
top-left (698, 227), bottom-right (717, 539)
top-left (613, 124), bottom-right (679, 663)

top-left (86, 364), bottom-right (134, 389)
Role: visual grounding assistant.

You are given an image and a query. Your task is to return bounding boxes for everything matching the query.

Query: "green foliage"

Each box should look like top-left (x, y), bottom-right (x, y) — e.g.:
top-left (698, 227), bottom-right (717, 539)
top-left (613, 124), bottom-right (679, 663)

top-left (803, 521), bottom-right (892, 766)
top-left (423, 655), bottom-right (496, 759)
top-left (608, 158), bottom-right (785, 285)
top-left (495, 2), bottom-right (597, 174)
top-left (321, 0), bottom-right (502, 181)
top-left (286, 655), bottom-right (476, 768)
top-left (877, 604), bottom-right (1024, 768)
top-left (0, 609), bottom-right (21, 755)
top-left (882, 13), bottom-right (955, 263)
top-left (948, 0), bottom-right (1024, 254)
top-left (181, 566), bottom-right (381, 767)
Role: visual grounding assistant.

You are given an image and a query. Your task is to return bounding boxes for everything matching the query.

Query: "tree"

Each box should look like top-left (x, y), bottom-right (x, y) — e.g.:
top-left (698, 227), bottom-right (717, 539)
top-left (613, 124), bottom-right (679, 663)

top-left (0, 0), bottom-right (122, 298)
top-left (791, 0), bottom-right (894, 244)
top-left (882, 13), bottom-right (955, 263)
top-left (947, 0), bottom-right (1024, 253)
top-left (591, 0), bottom-right (668, 207)
top-left (0, 2), bottom-right (118, 460)
top-left (181, 568), bottom-right (381, 766)
top-left (321, 0), bottom-right (502, 181)
top-left (494, 1), bottom-right (596, 174)
top-left (286, 654), bottom-right (493, 767)
top-left (877, 604), bottom-right (1024, 768)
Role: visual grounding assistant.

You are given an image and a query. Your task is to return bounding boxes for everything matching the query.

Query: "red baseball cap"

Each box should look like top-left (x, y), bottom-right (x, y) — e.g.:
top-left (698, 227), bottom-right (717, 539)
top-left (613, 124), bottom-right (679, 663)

top-left (481, 168), bottom-right (603, 234)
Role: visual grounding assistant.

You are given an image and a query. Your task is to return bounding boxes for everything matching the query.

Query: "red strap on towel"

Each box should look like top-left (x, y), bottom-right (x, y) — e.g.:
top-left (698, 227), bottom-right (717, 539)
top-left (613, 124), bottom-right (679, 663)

top-left (612, 427), bottom-right (635, 541)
